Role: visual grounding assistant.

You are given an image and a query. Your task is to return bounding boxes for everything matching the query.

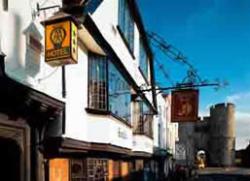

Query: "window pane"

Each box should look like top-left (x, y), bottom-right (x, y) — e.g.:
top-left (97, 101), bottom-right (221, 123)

top-left (139, 39), bottom-right (148, 79)
top-left (88, 53), bottom-right (107, 110)
top-left (142, 103), bottom-right (153, 138)
top-left (109, 62), bottom-right (131, 123)
top-left (133, 101), bottom-right (153, 137)
top-left (118, 0), bottom-right (134, 52)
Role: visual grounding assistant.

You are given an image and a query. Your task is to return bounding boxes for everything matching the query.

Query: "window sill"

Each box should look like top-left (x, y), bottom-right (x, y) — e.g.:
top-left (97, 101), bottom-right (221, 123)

top-left (133, 132), bottom-right (153, 140)
top-left (85, 108), bottom-right (110, 115)
top-left (110, 113), bottom-right (132, 128)
top-left (116, 25), bottom-right (135, 60)
top-left (85, 108), bottom-right (132, 128)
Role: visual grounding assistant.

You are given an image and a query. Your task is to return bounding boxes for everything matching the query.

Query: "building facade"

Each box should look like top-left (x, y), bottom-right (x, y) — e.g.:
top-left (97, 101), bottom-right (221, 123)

top-left (0, 0), bottom-right (179, 180)
top-left (153, 93), bottom-right (178, 179)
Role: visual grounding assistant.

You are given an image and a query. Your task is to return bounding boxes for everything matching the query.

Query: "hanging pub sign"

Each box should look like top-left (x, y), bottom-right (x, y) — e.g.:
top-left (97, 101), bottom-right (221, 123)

top-left (171, 89), bottom-right (199, 122)
top-left (43, 12), bottom-right (78, 66)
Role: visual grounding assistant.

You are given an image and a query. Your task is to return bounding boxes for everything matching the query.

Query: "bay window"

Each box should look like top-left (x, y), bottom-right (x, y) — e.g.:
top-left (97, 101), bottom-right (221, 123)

top-left (109, 61), bottom-right (131, 123)
top-left (88, 53), bottom-right (108, 111)
top-left (88, 52), bottom-right (131, 123)
top-left (133, 101), bottom-right (153, 138)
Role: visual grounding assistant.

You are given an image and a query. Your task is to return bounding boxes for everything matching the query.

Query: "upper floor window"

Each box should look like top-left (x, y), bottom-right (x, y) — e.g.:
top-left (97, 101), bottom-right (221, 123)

top-left (88, 52), bottom-right (131, 123)
top-left (118, 0), bottom-right (134, 53)
top-left (133, 101), bottom-right (153, 138)
top-left (109, 61), bottom-right (131, 123)
top-left (139, 39), bottom-right (149, 81)
top-left (88, 53), bottom-right (108, 111)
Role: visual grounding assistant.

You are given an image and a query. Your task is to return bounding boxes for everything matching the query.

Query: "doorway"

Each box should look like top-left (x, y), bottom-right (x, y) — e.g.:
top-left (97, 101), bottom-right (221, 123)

top-left (0, 137), bottom-right (21, 181)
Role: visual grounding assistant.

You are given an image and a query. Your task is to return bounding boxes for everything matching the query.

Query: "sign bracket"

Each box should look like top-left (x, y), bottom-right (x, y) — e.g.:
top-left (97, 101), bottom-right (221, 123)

top-left (139, 82), bottom-right (221, 93)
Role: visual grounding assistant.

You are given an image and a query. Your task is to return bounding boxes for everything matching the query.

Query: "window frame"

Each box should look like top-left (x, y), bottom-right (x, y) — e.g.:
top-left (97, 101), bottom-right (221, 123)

top-left (139, 38), bottom-right (150, 84)
top-left (108, 60), bottom-right (132, 124)
top-left (87, 52), bottom-right (133, 126)
top-left (133, 100), bottom-right (154, 138)
top-left (87, 52), bottom-right (109, 112)
top-left (117, 0), bottom-right (135, 59)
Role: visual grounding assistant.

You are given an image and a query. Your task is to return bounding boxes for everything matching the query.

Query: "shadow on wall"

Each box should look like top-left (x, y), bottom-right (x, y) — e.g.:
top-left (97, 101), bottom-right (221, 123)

top-left (23, 22), bottom-right (42, 77)
top-left (6, 13), bottom-right (26, 81)
top-left (5, 13), bottom-right (42, 83)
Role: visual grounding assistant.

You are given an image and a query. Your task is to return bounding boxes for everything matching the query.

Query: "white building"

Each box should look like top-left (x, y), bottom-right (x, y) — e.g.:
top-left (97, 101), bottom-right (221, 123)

top-left (0, 0), bottom-right (166, 181)
top-left (153, 92), bottom-right (179, 178)
top-left (164, 94), bottom-right (179, 157)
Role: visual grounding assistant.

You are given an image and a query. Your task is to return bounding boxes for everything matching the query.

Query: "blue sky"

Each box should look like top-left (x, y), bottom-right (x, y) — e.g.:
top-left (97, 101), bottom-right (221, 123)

top-left (138, 0), bottom-right (250, 149)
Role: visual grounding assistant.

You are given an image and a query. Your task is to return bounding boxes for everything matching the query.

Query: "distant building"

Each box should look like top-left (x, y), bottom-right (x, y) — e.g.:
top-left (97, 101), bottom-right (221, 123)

top-left (178, 103), bottom-right (235, 167)
top-left (153, 93), bottom-right (179, 179)
top-left (236, 142), bottom-right (250, 167)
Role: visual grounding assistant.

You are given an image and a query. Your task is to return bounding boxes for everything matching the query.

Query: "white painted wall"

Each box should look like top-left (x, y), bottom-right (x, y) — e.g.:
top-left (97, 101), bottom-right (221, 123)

top-left (164, 94), bottom-right (179, 155)
top-left (0, 0), bottom-right (63, 100)
top-left (133, 135), bottom-right (153, 154)
top-left (153, 92), bottom-right (167, 149)
top-left (153, 92), bottom-right (179, 156)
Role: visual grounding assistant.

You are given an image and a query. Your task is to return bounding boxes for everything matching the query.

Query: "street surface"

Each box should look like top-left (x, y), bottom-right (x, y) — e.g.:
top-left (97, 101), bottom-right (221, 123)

top-left (194, 167), bottom-right (250, 181)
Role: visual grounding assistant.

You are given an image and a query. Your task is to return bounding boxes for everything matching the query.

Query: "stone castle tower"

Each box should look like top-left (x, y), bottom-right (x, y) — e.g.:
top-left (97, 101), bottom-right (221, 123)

top-left (208, 103), bottom-right (235, 166)
top-left (178, 103), bottom-right (236, 167)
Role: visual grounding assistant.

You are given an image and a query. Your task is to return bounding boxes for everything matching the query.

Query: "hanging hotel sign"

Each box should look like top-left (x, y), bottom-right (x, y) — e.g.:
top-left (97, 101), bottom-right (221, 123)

top-left (44, 13), bottom-right (78, 66)
top-left (171, 89), bottom-right (199, 122)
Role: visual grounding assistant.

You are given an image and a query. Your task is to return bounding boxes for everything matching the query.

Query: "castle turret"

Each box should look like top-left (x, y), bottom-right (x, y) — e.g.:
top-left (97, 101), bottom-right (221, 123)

top-left (208, 103), bottom-right (235, 166)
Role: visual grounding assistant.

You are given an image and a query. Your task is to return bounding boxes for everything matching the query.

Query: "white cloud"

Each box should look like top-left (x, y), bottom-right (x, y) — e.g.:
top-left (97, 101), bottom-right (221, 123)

top-left (226, 92), bottom-right (250, 103)
top-left (226, 95), bottom-right (241, 103)
top-left (235, 111), bottom-right (250, 149)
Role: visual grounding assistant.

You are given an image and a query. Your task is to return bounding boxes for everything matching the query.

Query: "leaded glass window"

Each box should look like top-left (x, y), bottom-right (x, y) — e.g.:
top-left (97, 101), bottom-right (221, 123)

top-left (88, 53), bottom-right (108, 111)
top-left (139, 39), bottom-right (149, 80)
top-left (118, 0), bottom-right (134, 52)
top-left (133, 101), bottom-right (153, 137)
top-left (109, 61), bottom-right (131, 123)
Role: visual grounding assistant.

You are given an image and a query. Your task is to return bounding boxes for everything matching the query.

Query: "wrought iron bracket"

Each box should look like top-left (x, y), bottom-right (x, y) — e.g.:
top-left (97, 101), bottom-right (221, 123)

top-left (139, 82), bottom-right (221, 93)
top-left (34, 3), bottom-right (61, 17)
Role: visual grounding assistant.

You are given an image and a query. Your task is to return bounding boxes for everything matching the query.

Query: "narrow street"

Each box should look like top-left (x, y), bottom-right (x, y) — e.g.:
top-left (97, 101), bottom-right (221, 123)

top-left (194, 167), bottom-right (250, 181)
top-left (197, 175), bottom-right (250, 181)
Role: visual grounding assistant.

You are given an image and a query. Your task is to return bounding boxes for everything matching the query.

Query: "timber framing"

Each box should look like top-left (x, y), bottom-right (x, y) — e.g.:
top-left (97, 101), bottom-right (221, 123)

top-left (44, 137), bottom-right (132, 158)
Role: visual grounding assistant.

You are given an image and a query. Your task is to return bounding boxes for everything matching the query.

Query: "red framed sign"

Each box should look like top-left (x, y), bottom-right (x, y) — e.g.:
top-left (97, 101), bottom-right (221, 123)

top-left (171, 89), bottom-right (199, 122)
